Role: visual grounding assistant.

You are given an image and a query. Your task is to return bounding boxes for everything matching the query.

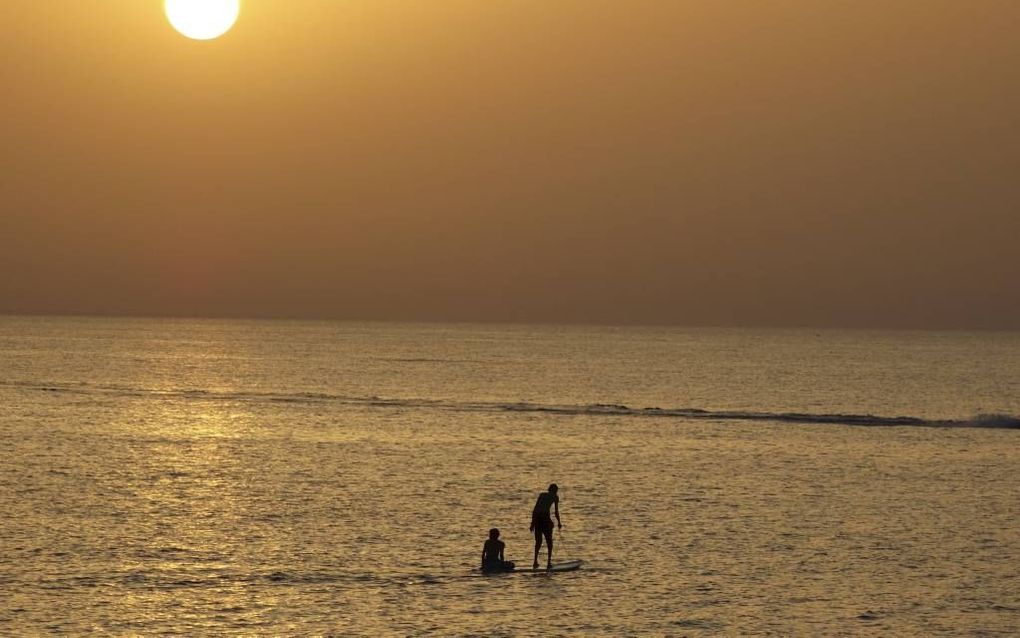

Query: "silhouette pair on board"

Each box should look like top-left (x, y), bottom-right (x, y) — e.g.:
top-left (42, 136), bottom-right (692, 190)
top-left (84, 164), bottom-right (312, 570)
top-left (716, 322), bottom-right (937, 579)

top-left (481, 484), bottom-right (562, 573)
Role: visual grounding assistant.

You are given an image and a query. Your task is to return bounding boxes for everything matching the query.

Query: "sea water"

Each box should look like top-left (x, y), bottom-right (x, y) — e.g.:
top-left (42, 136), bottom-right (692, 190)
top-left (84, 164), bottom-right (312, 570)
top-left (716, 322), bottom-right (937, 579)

top-left (1, 317), bottom-right (1018, 635)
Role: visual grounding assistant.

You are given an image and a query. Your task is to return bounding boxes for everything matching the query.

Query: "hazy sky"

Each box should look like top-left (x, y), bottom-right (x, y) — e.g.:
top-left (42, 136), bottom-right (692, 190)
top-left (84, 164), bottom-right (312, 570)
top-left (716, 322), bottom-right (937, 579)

top-left (2, 1), bottom-right (1017, 328)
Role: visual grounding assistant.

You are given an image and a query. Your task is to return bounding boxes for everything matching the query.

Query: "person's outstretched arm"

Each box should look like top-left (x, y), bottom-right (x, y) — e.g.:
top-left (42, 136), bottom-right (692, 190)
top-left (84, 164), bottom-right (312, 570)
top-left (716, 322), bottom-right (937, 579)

top-left (555, 497), bottom-right (562, 529)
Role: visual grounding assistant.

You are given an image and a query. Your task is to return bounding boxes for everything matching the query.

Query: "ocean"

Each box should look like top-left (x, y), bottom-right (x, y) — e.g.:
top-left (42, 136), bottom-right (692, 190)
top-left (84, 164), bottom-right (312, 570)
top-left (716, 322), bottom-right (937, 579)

top-left (1, 316), bottom-right (1018, 635)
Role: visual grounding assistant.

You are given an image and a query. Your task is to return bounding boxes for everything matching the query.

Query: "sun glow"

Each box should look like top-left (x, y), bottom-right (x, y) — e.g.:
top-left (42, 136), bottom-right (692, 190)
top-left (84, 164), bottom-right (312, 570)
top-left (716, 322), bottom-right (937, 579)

top-left (165, 0), bottom-right (241, 41)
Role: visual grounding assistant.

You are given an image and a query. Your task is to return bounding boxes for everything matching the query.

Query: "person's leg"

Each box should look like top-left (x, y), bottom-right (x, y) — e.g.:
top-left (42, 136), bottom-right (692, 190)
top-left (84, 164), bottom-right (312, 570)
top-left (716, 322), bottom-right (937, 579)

top-left (544, 527), bottom-right (554, 567)
top-left (533, 526), bottom-right (542, 568)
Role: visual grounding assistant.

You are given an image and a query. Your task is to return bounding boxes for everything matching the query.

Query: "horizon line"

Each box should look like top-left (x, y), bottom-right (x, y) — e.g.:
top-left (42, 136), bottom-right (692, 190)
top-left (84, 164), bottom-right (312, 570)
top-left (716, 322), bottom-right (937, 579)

top-left (1, 311), bottom-right (1017, 334)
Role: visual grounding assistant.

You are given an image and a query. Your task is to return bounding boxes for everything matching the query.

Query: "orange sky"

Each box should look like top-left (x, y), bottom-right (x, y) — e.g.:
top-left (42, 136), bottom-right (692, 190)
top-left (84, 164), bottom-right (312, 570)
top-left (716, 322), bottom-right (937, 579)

top-left (1, 1), bottom-right (1017, 328)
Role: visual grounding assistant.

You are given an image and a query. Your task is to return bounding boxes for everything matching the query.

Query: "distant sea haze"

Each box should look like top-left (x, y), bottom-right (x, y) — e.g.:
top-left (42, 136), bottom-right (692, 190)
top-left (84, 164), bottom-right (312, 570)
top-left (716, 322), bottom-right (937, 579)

top-left (5, 1), bottom-right (1019, 332)
top-left (2, 317), bottom-right (1018, 634)
top-left (2, 316), bottom-right (1016, 425)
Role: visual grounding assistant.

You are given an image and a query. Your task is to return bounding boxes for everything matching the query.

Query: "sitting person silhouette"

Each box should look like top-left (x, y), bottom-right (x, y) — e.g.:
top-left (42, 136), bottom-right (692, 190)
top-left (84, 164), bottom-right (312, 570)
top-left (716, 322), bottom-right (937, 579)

top-left (481, 528), bottom-right (515, 572)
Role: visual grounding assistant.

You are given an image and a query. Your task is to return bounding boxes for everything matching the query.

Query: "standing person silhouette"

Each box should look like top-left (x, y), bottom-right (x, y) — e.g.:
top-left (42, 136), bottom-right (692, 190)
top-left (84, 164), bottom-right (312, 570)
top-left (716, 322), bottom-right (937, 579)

top-left (530, 483), bottom-right (562, 569)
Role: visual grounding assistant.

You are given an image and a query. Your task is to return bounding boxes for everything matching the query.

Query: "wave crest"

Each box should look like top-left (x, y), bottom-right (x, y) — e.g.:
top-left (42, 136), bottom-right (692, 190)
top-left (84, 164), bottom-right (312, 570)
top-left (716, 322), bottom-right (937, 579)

top-left (3, 380), bottom-right (1018, 429)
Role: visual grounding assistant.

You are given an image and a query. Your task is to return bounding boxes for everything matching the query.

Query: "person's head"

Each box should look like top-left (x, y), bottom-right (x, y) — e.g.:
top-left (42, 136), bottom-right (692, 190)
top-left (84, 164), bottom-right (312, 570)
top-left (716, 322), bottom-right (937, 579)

top-left (489, 528), bottom-right (500, 540)
top-left (548, 483), bottom-right (558, 494)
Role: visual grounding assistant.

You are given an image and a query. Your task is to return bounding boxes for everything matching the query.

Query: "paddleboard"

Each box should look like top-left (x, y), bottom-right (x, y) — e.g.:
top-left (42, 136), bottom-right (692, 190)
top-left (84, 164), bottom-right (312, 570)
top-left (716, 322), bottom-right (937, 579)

top-left (510, 559), bottom-right (584, 574)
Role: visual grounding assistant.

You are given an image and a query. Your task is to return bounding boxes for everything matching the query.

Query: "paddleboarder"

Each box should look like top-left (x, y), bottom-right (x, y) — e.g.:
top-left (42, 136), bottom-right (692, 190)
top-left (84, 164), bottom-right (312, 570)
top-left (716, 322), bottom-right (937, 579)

top-left (530, 483), bottom-right (562, 569)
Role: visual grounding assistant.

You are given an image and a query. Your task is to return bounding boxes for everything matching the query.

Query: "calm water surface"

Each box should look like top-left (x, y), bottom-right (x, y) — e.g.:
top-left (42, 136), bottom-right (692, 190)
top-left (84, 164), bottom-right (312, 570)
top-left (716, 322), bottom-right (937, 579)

top-left (1, 317), bottom-right (1019, 635)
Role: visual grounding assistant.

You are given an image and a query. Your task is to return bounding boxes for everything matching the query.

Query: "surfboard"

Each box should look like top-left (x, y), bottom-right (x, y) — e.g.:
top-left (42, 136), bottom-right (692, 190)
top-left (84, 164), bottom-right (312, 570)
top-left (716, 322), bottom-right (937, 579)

top-left (511, 559), bottom-right (584, 573)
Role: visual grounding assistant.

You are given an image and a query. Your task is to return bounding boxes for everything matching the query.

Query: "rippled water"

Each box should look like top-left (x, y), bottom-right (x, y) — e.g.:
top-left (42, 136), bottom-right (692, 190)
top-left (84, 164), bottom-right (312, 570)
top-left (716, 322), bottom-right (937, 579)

top-left (2, 317), bottom-right (1019, 635)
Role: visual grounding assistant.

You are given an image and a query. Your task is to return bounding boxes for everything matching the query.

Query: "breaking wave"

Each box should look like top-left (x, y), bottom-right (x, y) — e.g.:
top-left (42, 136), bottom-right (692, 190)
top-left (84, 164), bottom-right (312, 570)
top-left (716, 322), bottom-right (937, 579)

top-left (4, 380), bottom-right (1019, 430)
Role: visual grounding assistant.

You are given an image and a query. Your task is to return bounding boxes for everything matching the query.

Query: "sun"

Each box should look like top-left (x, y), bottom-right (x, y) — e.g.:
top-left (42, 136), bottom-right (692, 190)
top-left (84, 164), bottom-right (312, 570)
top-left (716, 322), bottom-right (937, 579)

top-left (165, 0), bottom-right (241, 41)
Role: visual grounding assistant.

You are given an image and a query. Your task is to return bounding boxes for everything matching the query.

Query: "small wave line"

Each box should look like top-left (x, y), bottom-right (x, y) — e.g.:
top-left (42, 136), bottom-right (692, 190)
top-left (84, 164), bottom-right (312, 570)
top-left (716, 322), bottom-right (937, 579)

top-left (3, 380), bottom-right (1017, 429)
